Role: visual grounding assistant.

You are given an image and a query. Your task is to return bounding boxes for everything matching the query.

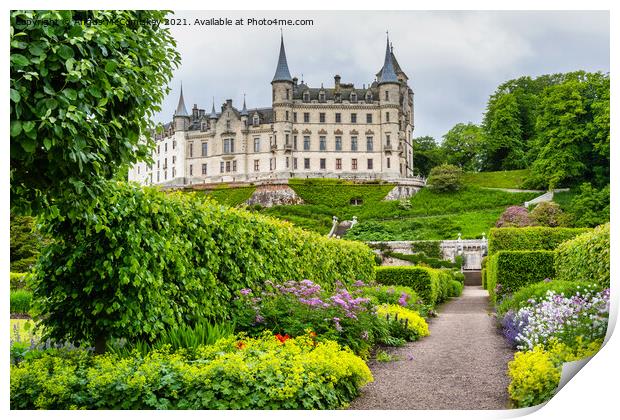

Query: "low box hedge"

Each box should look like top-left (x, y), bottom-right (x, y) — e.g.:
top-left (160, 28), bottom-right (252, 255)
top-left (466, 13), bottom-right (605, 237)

top-left (555, 224), bottom-right (609, 288)
top-left (488, 227), bottom-right (590, 255)
top-left (375, 266), bottom-right (440, 306)
top-left (486, 250), bottom-right (556, 303)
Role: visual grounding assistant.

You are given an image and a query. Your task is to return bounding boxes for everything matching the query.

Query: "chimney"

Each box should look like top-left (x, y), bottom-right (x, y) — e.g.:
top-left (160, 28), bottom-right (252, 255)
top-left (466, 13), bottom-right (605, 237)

top-left (292, 77), bottom-right (298, 85)
top-left (334, 75), bottom-right (341, 90)
top-left (226, 99), bottom-right (233, 107)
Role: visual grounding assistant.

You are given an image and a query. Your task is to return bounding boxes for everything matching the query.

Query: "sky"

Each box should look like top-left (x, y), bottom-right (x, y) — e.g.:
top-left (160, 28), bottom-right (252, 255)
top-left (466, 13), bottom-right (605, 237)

top-left (155, 10), bottom-right (609, 142)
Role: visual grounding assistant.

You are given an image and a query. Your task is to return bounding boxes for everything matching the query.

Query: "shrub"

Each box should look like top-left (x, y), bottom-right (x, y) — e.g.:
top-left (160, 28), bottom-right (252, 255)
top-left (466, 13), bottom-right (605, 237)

top-left (487, 227), bottom-right (590, 255)
top-left (10, 332), bottom-right (373, 409)
top-left (427, 164), bottom-right (464, 192)
top-left (508, 338), bottom-right (603, 408)
top-left (32, 182), bottom-right (376, 351)
top-left (10, 289), bottom-right (32, 315)
top-left (375, 266), bottom-right (440, 306)
top-left (410, 241), bottom-right (442, 258)
top-left (501, 288), bottom-right (609, 350)
top-left (555, 223), bottom-right (610, 288)
top-left (530, 202), bottom-right (567, 227)
top-left (10, 272), bottom-right (29, 290)
top-left (448, 280), bottom-right (464, 297)
top-left (565, 183), bottom-right (610, 228)
top-left (486, 251), bottom-right (556, 303)
top-left (361, 284), bottom-right (433, 318)
top-left (375, 304), bottom-right (430, 339)
top-left (495, 206), bottom-right (533, 228)
top-left (497, 280), bottom-right (600, 317)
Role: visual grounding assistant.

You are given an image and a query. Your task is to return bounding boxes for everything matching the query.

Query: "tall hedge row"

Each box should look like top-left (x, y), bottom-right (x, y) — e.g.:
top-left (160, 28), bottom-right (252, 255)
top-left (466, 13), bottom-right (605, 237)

top-left (374, 266), bottom-right (460, 306)
top-left (555, 224), bottom-right (610, 288)
top-left (486, 251), bottom-right (556, 303)
top-left (487, 227), bottom-right (590, 255)
top-left (32, 182), bottom-right (376, 348)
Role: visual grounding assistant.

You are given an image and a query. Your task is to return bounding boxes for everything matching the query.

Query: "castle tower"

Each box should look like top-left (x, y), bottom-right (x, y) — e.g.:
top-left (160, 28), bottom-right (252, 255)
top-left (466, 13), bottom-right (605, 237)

top-left (173, 85), bottom-right (190, 132)
top-left (271, 34), bottom-right (294, 174)
top-left (378, 36), bottom-right (402, 177)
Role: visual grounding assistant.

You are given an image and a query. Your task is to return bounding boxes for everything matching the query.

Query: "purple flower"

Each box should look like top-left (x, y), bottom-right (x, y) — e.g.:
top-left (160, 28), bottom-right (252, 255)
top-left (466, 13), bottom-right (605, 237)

top-left (398, 292), bottom-right (409, 306)
top-left (333, 317), bottom-right (343, 332)
top-left (353, 280), bottom-right (366, 287)
top-left (255, 314), bottom-right (264, 323)
top-left (543, 278), bottom-right (552, 283)
top-left (240, 288), bottom-right (252, 296)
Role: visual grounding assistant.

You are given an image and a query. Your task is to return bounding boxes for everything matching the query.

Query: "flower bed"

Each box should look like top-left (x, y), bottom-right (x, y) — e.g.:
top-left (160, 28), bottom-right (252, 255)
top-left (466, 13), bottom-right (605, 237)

top-left (10, 332), bottom-right (372, 409)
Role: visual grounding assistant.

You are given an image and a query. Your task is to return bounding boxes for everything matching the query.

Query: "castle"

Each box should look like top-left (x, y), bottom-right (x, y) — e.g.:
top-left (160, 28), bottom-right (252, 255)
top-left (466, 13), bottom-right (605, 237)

top-left (128, 34), bottom-right (416, 187)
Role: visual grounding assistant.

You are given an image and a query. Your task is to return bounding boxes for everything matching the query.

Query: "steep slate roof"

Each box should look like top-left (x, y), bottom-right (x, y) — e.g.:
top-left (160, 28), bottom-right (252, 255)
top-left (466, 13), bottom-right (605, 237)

top-left (174, 85), bottom-right (189, 117)
top-left (272, 35), bottom-right (293, 83)
top-left (378, 37), bottom-right (399, 85)
top-left (376, 50), bottom-right (408, 80)
top-left (292, 84), bottom-right (377, 102)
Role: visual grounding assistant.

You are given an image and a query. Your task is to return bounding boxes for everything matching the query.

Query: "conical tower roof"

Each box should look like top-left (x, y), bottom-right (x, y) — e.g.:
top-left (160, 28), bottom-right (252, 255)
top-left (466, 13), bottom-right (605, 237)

top-left (378, 36), bottom-right (399, 85)
top-left (174, 84), bottom-right (189, 117)
top-left (209, 98), bottom-right (217, 119)
top-left (272, 34), bottom-right (293, 83)
top-left (240, 95), bottom-right (249, 116)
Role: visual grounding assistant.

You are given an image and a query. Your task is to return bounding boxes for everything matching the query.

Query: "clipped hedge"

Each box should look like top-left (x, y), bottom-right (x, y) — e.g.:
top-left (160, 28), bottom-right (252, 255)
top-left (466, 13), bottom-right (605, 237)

top-left (488, 227), bottom-right (590, 255)
top-left (555, 224), bottom-right (610, 288)
top-left (486, 251), bottom-right (556, 303)
top-left (32, 182), bottom-right (376, 347)
top-left (10, 333), bottom-right (372, 409)
top-left (410, 241), bottom-right (442, 259)
top-left (448, 280), bottom-right (464, 297)
top-left (481, 257), bottom-right (488, 289)
top-left (387, 252), bottom-right (459, 269)
top-left (375, 266), bottom-right (440, 306)
top-left (10, 289), bottom-right (32, 315)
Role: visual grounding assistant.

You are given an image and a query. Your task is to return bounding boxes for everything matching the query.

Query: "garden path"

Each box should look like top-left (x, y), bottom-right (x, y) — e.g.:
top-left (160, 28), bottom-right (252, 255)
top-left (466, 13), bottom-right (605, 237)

top-left (350, 286), bottom-right (514, 410)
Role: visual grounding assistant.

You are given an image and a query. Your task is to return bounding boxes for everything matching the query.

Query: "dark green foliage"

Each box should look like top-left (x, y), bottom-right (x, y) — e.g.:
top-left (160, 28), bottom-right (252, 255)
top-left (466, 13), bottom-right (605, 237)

top-left (387, 252), bottom-right (459, 269)
top-left (441, 123), bottom-right (484, 171)
top-left (204, 186), bottom-right (256, 207)
top-left (410, 241), bottom-right (442, 258)
top-left (462, 169), bottom-right (529, 189)
top-left (480, 92), bottom-right (524, 170)
top-left (10, 214), bottom-right (45, 272)
top-left (427, 164), bottom-right (464, 192)
top-left (481, 257), bottom-right (487, 289)
top-left (486, 251), bottom-right (556, 303)
top-left (10, 10), bottom-right (180, 215)
top-left (555, 224), bottom-right (610, 288)
top-left (526, 72), bottom-right (609, 189)
top-left (562, 183), bottom-right (610, 228)
top-left (10, 289), bottom-right (33, 314)
top-left (497, 280), bottom-right (600, 317)
top-left (10, 272), bottom-right (30, 291)
top-left (411, 136), bottom-right (444, 177)
top-left (487, 227), bottom-right (590, 255)
top-left (530, 202), bottom-right (568, 227)
top-left (288, 178), bottom-right (394, 208)
top-left (375, 266), bottom-right (440, 306)
top-left (107, 320), bottom-right (235, 358)
top-left (31, 182), bottom-right (375, 349)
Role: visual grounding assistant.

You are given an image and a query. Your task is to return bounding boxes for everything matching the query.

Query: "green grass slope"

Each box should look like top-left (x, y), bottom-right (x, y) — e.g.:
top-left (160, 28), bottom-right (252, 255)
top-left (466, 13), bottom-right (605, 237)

top-left (461, 169), bottom-right (530, 189)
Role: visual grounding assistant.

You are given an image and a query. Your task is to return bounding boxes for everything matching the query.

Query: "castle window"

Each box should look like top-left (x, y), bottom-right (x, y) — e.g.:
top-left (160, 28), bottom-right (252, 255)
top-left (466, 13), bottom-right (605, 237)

top-left (386, 134), bottom-right (391, 146)
top-left (335, 93), bottom-right (341, 103)
top-left (254, 137), bottom-right (261, 152)
top-left (366, 113), bottom-right (372, 123)
top-left (366, 136), bottom-right (373, 151)
top-left (286, 89), bottom-right (290, 100)
top-left (304, 158), bottom-right (310, 169)
top-left (157, 172), bottom-right (160, 182)
top-left (220, 162), bottom-right (224, 173)
top-left (173, 140), bottom-right (176, 149)
top-left (254, 159), bottom-right (260, 172)
top-left (285, 134), bottom-right (290, 146)
top-left (293, 158), bottom-right (298, 169)
top-left (286, 111), bottom-right (289, 121)
top-left (303, 136), bottom-right (310, 151)
top-left (319, 92), bottom-right (325, 102)
top-left (335, 113), bottom-right (341, 123)
top-left (223, 139), bottom-right (234, 154)
top-left (293, 112), bottom-right (297, 122)
top-left (319, 136), bottom-right (326, 151)
top-left (172, 167), bottom-right (176, 178)
top-left (226, 161), bottom-right (231, 172)
top-left (351, 113), bottom-right (357, 123)
top-left (164, 170), bottom-right (167, 180)
top-left (253, 115), bottom-right (259, 126)
top-left (386, 112), bottom-right (390, 122)
top-left (336, 158), bottom-right (342, 170)
top-left (303, 112), bottom-right (310, 123)
top-left (387, 157), bottom-right (391, 169)
top-left (350, 92), bottom-right (357, 103)
top-left (233, 160), bottom-right (237, 172)
top-left (293, 135), bottom-right (298, 150)
top-left (319, 112), bottom-right (325, 123)
top-left (189, 142), bottom-right (193, 157)
top-left (158, 145), bottom-right (160, 154)
top-left (157, 160), bottom-right (160, 169)
top-left (366, 92), bottom-right (373, 102)
top-left (202, 164), bottom-right (207, 175)
top-left (335, 136), bottom-right (342, 151)
top-left (385, 91), bottom-right (389, 101)
top-left (286, 157), bottom-right (290, 168)
top-left (165, 142), bottom-right (168, 152)
top-left (351, 136), bottom-right (358, 151)
top-left (202, 142), bottom-right (208, 157)
top-left (164, 158), bottom-right (167, 169)
top-left (172, 156), bottom-right (176, 164)
top-left (320, 158), bottom-right (326, 170)
top-left (303, 91), bottom-right (310, 102)
top-left (351, 158), bottom-right (358, 170)
top-left (367, 159), bottom-right (374, 170)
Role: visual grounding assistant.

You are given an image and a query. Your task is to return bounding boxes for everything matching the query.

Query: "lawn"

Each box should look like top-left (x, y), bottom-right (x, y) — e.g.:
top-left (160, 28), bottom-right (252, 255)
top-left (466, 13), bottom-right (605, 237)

top-left (203, 186), bottom-right (256, 207)
top-left (462, 169), bottom-right (531, 189)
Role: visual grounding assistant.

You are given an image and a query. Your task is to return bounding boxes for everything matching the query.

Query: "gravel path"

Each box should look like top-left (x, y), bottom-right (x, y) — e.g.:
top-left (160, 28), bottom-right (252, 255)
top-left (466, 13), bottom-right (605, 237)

top-left (350, 286), bottom-right (514, 410)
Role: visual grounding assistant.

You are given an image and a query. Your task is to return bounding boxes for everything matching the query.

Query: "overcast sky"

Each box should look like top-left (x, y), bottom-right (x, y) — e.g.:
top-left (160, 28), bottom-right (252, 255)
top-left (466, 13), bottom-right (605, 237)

top-left (155, 10), bottom-right (609, 142)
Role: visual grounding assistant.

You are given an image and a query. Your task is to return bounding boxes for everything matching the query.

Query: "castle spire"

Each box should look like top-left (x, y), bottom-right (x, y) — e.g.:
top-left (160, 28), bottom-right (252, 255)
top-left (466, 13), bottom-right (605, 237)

top-left (272, 33), bottom-right (293, 83)
top-left (240, 94), bottom-right (248, 116)
top-left (209, 97), bottom-right (217, 119)
top-left (174, 83), bottom-right (189, 117)
top-left (378, 35), bottom-right (398, 85)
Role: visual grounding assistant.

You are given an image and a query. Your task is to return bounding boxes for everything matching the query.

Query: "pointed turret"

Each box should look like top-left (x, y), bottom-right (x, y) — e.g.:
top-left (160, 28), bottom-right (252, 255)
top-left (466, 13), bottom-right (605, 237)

top-left (174, 84), bottom-right (189, 117)
top-left (208, 98), bottom-right (217, 119)
top-left (240, 95), bottom-right (249, 116)
top-left (378, 35), bottom-right (399, 85)
top-left (272, 34), bottom-right (293, 83)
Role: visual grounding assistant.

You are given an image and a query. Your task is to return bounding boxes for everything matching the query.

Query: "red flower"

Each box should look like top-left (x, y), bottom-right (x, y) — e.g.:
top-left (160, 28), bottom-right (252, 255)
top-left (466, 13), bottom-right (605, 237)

top-left (235, 341), bottom-right (246, 350)
top-left (275, 333), bottom-right (290, 343)
top-left (309, 331), bottom-right (317, 338)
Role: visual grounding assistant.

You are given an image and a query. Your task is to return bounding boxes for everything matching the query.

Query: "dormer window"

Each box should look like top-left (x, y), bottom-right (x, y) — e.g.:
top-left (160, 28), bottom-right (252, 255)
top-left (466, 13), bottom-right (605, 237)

top-left (366, 92), bottom-right (373, 102)
top-left (303, 91), bottom-right (310, 102)
top-left (319, 91), bottom-right (326, 102)
top-left (350, 92), bottom-right (357, 103)
top-left (334, 93), bottom-right (341, 103)
top-left (253, 114), bottom-right (259, 126)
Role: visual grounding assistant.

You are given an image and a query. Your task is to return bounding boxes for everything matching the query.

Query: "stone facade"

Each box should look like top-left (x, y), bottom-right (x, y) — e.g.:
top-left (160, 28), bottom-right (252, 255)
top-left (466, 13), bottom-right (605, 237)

top-left (128, 34), bottom-right (416, 187)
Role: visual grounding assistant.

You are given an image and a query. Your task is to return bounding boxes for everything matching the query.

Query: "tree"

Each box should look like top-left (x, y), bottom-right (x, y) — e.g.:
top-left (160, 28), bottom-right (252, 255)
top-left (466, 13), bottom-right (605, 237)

top-left (565, 183), bottom-right (610, 228)
top-left (427, 164), bottom-right (464, 192)
top-left (411, 135), bottom-right (444, 177)
top-left (480, 92), bottom-right (524, 170)
top-left (10, 214), bottom-right (46, 272)
top-left (441, 123), bottom-right (483, 171)
top-left (526, 72), bottom-right (610, 189)
top-left (10, 10), bottom-right (181, 216)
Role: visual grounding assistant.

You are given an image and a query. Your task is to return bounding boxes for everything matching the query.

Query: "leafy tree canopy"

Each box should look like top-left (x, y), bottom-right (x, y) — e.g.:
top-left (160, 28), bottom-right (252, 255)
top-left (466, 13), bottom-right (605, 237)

top-left (441, 123), bottom-right (483, 172)
top-left (411, 136), bottom-right (444, 177)
top-left (10, 10), bottom-right (181, 216)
